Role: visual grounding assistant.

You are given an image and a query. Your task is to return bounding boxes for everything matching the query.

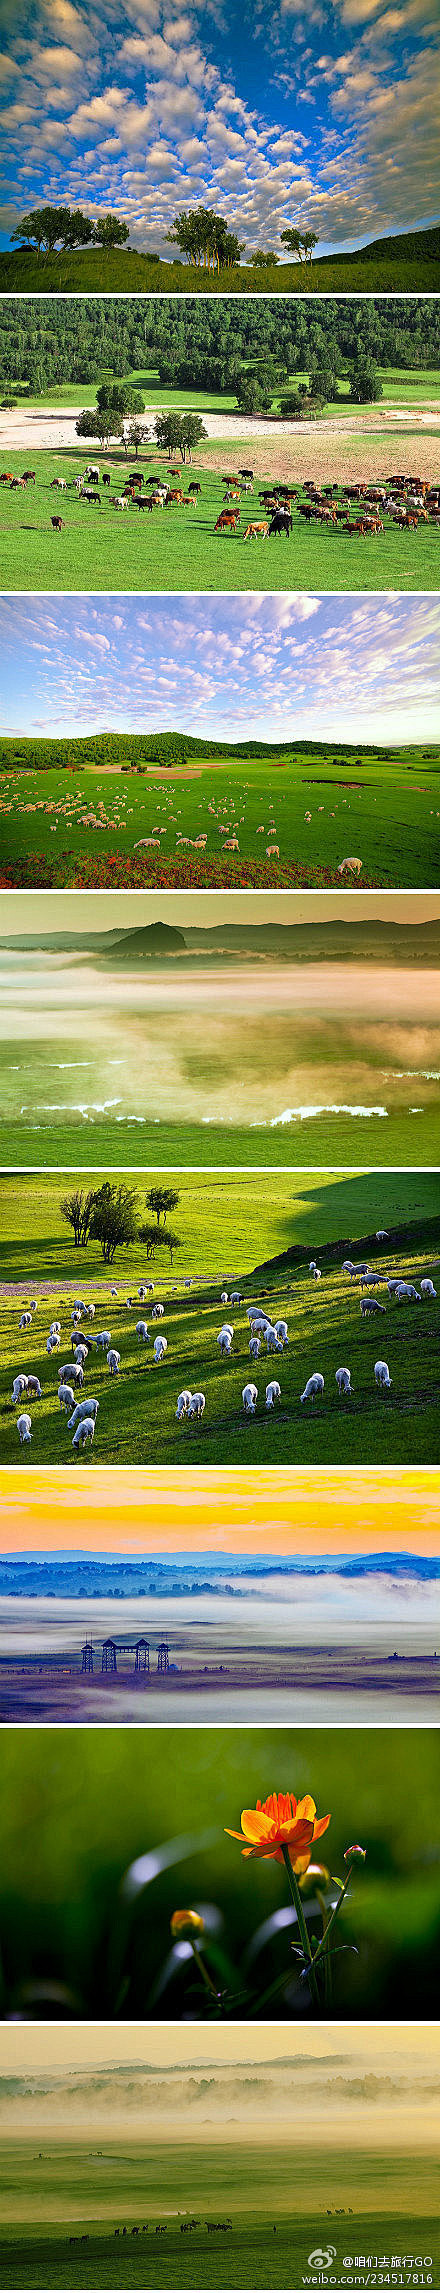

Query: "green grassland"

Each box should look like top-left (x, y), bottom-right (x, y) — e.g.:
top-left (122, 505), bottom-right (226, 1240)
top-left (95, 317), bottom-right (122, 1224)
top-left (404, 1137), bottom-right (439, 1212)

top-left (2, 1169), bottom-right (439, 1463)
top-left (1, 220), bottom-right (439, 292)
top-left (1, 449), bottom-right (439, 594)
top-left (8, 364), bottom-right (440, 412)
top-left (0, 2145), bottom-right (437, 2289)
top-left (1, 745), bottom-right (439, 890)
top-left (2, 1092), bottom-right (440, 1172)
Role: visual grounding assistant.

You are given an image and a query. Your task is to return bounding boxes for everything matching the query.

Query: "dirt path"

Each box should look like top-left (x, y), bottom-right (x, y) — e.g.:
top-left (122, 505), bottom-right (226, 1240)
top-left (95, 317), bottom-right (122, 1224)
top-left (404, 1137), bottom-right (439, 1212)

top-left (1, 401), bottom-right (439, 453)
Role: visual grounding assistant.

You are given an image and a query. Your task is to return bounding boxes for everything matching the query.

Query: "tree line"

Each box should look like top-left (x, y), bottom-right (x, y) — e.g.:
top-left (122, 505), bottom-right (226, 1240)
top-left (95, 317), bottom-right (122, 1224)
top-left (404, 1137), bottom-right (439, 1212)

top-left (9, 202), bottom-right (317, 270)
top-left (1, 293), bottom-right (437, 401)
top-left (60, 1183), bottom-right (182, 1265)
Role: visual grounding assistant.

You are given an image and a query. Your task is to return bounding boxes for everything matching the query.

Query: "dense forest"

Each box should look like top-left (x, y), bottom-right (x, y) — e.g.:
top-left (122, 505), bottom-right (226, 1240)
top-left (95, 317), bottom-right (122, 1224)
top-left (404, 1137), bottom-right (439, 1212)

top-left (0, 732), bottom-right (435, 771)
top-left (0, 295), bottom-right (438, 395)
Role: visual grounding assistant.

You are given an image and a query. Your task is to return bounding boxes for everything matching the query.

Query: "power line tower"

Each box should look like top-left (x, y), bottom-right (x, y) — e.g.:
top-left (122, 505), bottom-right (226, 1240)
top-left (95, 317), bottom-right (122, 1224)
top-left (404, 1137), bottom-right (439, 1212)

top-left (102, 1638), bottom-right (117, 1674)
top-left (81, 1639), bottom-right (94, 1674)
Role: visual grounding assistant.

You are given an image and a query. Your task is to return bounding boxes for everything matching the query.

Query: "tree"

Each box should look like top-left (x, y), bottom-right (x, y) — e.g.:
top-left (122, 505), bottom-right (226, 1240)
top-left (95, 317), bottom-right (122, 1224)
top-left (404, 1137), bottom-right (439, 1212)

top-left (349, 363), bottom-right (383, 402)
top-left (145, 1186), bottom-right (180, 1226)
top-left (176, 412), bottom-right (207, 462)
top-left (139, 1221), bottom-right (182, 1266)
top-left (154, 411), bottom-right (185, 457)
top-left (280, 227), bottom-right (318, 265)
top-left (92, 215), bottom-right (129, 249)
top-left (75, 408), bottom-right (115, 445)
top-left (96, 382), bottom-right (146, 416)
top-left (89, 1182), bottom-right (139, 1263)
top-left (60, 1187), bottom-right (97, 1246)
top-left (165, 208), bottom-right (241, 272)
top-left (11, 205), bottom-right (94, 256)
top-left (249, 250), bottom-right (279, 268)
top-left (126, 418), bottom-right (150, 456)
top-left (235, 367), bottom-right (275, 414)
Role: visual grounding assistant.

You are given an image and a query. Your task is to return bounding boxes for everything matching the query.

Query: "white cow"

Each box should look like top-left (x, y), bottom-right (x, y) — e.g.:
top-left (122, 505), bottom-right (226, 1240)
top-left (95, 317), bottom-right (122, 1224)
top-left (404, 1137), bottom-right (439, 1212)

top-left (375, 1360), bottom-right (392, 1389)
top-left (301, 1373), bottom-right (324, 1402)
top-left (16, 1413), bottom-right (32, 1444)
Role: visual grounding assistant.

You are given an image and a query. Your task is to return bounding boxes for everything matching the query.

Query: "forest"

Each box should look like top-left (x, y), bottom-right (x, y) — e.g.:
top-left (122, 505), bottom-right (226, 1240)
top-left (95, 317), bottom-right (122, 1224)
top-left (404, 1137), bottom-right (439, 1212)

top-left (0, 295), bottom-right (439, 397)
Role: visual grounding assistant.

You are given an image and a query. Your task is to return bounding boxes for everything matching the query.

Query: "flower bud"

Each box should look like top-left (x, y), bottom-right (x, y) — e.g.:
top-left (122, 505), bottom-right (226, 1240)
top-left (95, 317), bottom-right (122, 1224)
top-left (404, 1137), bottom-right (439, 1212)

top-left (343, 1843), bottom-right (366, 1863)
top-left (170, 1908), bottom-right (205, 1938)
top-left (299, 1862), bottom-right (330, 1896)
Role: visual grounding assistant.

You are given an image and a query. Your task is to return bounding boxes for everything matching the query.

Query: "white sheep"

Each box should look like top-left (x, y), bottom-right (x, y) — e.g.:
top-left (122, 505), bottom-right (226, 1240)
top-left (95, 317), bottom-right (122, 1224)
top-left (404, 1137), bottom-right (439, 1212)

top-left (136, 1320), bottom-right (150, 1344)
top-left (153, 1335), bottom-right (167, 1362)
top-left (26, 1375), bottom-right (42, 1399)
top-left (309, 1260), bottom-right (317, 1272)
top-left (95, 1330), bottom-right (111, 1350)
top-left (300, 1373), bottom-right (324, 1402)
top-left (12, 1373), bottom-right (29, 1404)
top-left (221, 1291), bottom-right (229, 1304)
top-left (312, 1267), bottom-right (322, 1281)
top-left (74, 1343), bottom-right (88, 1365)
top-left (266, 1379), bottom-right (281, 1408)
top-left (59, 1360), bottom-right (84, 1384)
top-left (176, 1389), bottom-right (192, 1420)
top-left (19, 1312), bottom-right (32, 1331)
top-left (342, 1260), bottom-right (355, 1273)
top-left (375, 1360), bottom-right (392, 1389)
top-left (274, 1320), bottom-right (288, 1345)
top-left (230, 1291), bottom-right (242, 1305)
top-left (72, 1416), bottom-right (95, 1451)
top-left (395, 1283), bottom-right (421, 1302)
top-left (29, 1300), bottom-right (38, 1312)
top-left (110, 1286), bottom-right (119, 1298)
top-left (218, 1331), bottom-right (232, 1356)
top-left (242, 1382), bottom-right (258, 1414)
top-left (46, 1335), bottom-right (59, 1354)
top-left (152, 1302), bottom-right (165, 1318)
top-left (85, 1303), bottom-right (95, 1319)
top-left (249, 1335), bottom-right (261, 1359)
top-left (376, 1230), bottom-right (389, 1240)
top-left (188, 1391), bottom-right (205, 1419)
top-left (265, 1326), bottom-right (283, 1353)
top-left (107, 1348), bottom-right (120, 1375)
top-left (68, 1398), bottom-right (99, 1429)
top-left (387, 1278), bottom-right (404, 1295)
top-left (360, 1298), bottom-right (385, 1316)
top-left (421, 1278), bottom-right (436, 1297)
top-left (16, 1413), bottom-right (32, 1444)
top-left (336, 1366), bottom-right (352, 1395)
top-left (49, 1320), bottom-right (61, 1336)
top-left (58, 1384), bottom-right (75, 1414)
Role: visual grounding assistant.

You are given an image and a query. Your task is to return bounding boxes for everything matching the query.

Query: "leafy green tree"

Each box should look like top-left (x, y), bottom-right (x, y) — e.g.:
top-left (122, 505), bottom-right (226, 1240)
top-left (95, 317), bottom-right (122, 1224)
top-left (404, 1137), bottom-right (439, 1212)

top-left (126, 417), bottom-right (150, 456)
top-left (92, 215), bottom-right (129, 248)
top-left (60, 1188), bottom-right (97, 1246)
top-left (75, 408), bottom-right (115, 446)
top-left (145, 1186), bottom-right (180, 1226)
top-left (249, 250), bottom-right (279, 268)
top-left (153, 411), bottom-right (185, 456)
top-left (280, 227), bottom-right (318, 264)
top-left (89, 1183), bottom-right (139, 1264)
top-left (349, 363), bottom-right (383, 402)
top-left (139, 1221), bottom-right (182, 1265)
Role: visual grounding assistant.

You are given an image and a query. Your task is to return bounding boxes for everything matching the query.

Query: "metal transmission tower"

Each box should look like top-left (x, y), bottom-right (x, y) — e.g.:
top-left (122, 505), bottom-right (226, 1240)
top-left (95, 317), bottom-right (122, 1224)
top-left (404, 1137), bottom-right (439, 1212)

top-left (81, 1639), bottom-right (94, 1674)
top-left (135, 1638), bottom-right (150, 1673)
top-left (102, 1638), bottom-right (117, 1674)
top-left (157, 1640), bottom-right (169, 1674)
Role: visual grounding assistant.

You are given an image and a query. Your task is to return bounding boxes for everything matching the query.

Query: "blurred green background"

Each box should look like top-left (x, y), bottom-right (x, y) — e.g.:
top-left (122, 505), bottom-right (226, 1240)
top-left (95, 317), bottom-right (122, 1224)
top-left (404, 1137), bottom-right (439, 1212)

top-left (0, 1728), bottom-right (438, 2020)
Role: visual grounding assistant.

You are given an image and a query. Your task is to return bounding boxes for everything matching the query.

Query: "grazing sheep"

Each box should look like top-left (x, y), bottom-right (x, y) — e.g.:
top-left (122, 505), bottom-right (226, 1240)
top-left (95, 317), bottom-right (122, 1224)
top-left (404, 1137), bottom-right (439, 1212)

top-left (152, 1303), bottom-right (165, 1318)
top-left (300, 1373), bottom-right (324, 1402)
top-left (360, 1298), bottom-right (385, 1316)
top-left (74, 1343), bottom-right (88, 1365)
top-left (230, 1292), bottom-right (242, 1305)
top-left (376, 1230), bottom-right (389, 1240)
top-left (12, 1374), bottom-right (29, 1404)
top-left (266, 1380), bottom-right (281, 1408)
top-left (387, 1278), bottom-right (404, 1295)
top-left (265, 1325), bottom-right (283, 1353)
top-left (19, 1312), bottom-right (32, 1331)
top-left (249, 1335), bottom-right (261, 1359)
top-left (375, 1360), bottom-right (392, 1389)
top-left (176, 1390), bottom-right (192, 1420)
top-left (46, 1334), bottom-right (60, 1354)
top-left (107, 1348), bottom-right (120, 1375)
top-left (274, 1319), bottom-right (288, 1345)
top-left (218, 1331), bottom-right (232, 1356)
top-left (26, 1376), bottom-right (42, 1399)
top-left (49, 1321), bottom-right (61, 1335)
top-left (58, 1384), bottom-right (75, 1414)
top-left (242, 1383), bottom-right (258, 1414)
top-left (335, 1366), bottom-right (352, 1394)
top-left (111, 1286), bottom-right (119, 1298)
top-left (153, 1335), bottom-right (167, 1362)
top-left (136, 1320), bottom-right (150, 1344)
top-left (29, 1300), bottom-right (38, 1312)
top-left (188, 1391), bottom-right (205, 1419)
top-left (395, 1282), bottom-right (421, 1302)
top-left (59, 1360), bottom-right (84, 1384)
top-left (312, 1267), bottom-right (322, 1281)
top-left (221, 1291), bottom-right (229, 1304)
top-left (95, 1329), bottom-right (111, 1350)
top-left (68, 1399), bottom-right (99, 1430)
top-left (421, 1278), bottom-right (436, 1297)
top-left (16, 1413), bottom-right (32, 1444)
top-left (72, 1417), bottom-right (95, 1451)
top-left (342, 1259), bottom-right (355, 1274)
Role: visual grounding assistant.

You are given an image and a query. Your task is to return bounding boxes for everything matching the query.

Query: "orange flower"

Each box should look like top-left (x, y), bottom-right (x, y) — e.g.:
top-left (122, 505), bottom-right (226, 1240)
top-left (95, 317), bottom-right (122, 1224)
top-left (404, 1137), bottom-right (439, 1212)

top-left (225, 1790), bottom-right (330, 1875)
top-left (170, 1909), bottom-right (205, 1938)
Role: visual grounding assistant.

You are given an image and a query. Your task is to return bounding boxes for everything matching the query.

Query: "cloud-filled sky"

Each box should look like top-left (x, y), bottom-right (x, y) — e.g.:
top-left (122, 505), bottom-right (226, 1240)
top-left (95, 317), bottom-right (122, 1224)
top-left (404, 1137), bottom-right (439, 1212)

top-left (1, 594), bottom-right (440, 748)
top-left (0, 0), bottom-right (439, 252)
top-left (1, 1465), bottom-right (439, 1554)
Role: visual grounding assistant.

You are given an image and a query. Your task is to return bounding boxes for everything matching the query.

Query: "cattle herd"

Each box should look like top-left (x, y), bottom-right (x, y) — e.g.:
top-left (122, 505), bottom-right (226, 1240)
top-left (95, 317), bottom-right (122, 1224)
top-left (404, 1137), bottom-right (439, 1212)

top-left (1, 462), bottom-right (439, 543)
top-left (7, 1245), bottom-right (437, 1455)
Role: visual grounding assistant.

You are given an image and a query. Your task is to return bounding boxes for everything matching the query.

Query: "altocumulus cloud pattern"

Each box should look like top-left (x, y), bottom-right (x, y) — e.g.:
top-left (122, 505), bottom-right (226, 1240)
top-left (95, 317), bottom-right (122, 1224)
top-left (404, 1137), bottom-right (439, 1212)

top-left (0, 0), bottom-right (439, 252)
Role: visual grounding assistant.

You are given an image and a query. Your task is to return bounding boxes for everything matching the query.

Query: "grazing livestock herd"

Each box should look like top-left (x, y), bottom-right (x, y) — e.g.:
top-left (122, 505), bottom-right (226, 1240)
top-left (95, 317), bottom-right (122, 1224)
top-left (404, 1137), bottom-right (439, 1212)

top-left (4, 1241), bottom-right (437, 1462)
top-left (1, 460), bottom-right (439, 554)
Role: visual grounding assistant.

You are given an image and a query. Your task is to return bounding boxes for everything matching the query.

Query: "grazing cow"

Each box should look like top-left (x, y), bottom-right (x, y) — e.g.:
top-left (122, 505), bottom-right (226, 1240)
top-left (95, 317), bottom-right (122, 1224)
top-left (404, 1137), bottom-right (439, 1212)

top-left (50, 477), bottom-right (67, 491)
top-left (86, 465), bottom-right (100, 481)
top-left (188, 480), bottom-right (201, 494)
top-left (102, 472), bottom-right (111, 486)
top-left (215, 511), bottom-right (240, 533)
top-left (269, 511), bottom-right (292, 536)
top-left (82, 489), bottom-right (101, 505)
top-left (51, 516), bottom-right (65, 531)
top-left (243, 521), bottom-right (269, 540)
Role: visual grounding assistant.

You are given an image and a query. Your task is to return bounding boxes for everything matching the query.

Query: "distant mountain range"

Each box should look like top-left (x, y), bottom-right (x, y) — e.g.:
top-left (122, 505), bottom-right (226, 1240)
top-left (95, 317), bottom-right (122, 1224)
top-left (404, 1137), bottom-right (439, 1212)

top-left (0, 1551), bottom-right (437, 1597)
top-left (2, 918), bottom-right (440, 964)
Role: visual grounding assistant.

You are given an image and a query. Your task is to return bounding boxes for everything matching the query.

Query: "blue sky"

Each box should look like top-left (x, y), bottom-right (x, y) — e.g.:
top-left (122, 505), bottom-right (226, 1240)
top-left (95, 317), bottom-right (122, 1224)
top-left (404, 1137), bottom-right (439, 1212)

top-left (0, 0), bottom-right (439, 252)
top-left (1, 593), bottom-right (439, 744)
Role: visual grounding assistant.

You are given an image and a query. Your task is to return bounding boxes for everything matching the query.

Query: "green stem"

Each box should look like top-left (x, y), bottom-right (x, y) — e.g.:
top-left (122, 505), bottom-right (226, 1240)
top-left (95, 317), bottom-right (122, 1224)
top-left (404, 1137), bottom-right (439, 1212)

top-left (281, 1846), bottom-right (321, 2008)
top-left (309, 1870), bottom-right (353, 1970)
top-left (191, 1941), bottom-right (222, 2006)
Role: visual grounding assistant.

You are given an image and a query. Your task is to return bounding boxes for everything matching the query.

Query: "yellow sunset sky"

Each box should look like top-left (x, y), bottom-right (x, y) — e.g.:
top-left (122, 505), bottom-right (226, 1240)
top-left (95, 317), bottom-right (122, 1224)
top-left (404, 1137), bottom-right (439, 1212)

top-left (0, 1468), bottom-right (438, 1555)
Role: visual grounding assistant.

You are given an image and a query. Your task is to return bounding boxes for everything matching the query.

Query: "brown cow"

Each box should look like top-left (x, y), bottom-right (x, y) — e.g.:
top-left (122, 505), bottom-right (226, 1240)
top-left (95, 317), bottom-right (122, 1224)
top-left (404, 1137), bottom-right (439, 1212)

top-left (215, 511), bottom-right (240, 533)
top-left (51, 516), bottom-right (65, 531)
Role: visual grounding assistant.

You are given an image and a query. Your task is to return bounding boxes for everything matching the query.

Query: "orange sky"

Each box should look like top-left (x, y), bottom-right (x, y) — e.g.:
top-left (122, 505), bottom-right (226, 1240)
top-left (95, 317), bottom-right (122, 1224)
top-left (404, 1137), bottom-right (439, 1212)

top-left (0, 1468), bottom-right (438, 1555)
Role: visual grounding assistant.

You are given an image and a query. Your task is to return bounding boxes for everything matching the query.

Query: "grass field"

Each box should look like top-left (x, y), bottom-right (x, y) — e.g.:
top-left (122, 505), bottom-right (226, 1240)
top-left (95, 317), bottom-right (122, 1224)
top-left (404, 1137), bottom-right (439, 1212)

top-left (7, 365), bottom-right (440, 413)
top-left (2, 1169), bottom-right (439, 1464)
top-left (0, 2145), bottom-right (437, 2289)
top-left (1, 747), bottom-right (439, 890)
top-left (1, 449), bottom-right (439, 593)
top-left (0, 220), bottom-right (439, 292)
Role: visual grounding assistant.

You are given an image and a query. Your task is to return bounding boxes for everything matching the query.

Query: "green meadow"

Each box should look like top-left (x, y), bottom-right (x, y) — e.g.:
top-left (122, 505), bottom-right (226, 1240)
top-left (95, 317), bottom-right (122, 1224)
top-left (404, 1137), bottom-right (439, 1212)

top-left (2, 1169), bottom-right (439, 1463)
top-left (1, 451), bottom-right (439, 594)
top-left (0, 219), bottom-right (439, 292)
top-left (1, 743), bottom-right (439, 890)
